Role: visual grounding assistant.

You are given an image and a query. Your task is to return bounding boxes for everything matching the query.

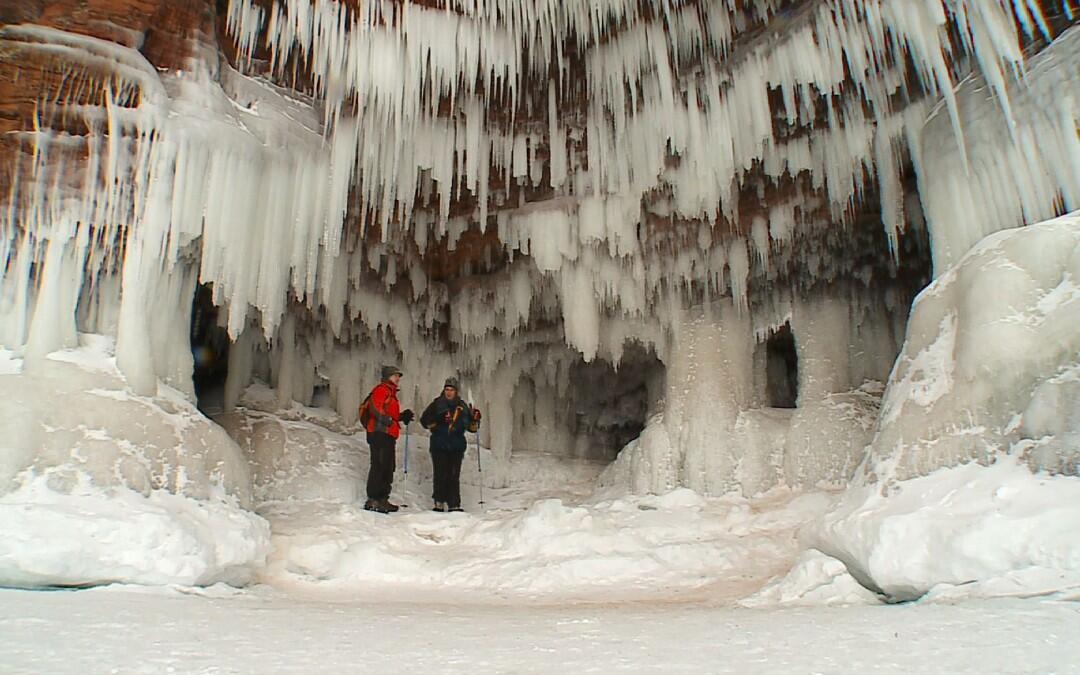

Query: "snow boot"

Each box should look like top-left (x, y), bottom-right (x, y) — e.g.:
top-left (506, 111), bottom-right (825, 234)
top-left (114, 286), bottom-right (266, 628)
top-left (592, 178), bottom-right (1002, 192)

top-left (380, 499), bottom-right (401, 513)
top-left (364, 499), bottom-right (390, 514)
top-left (432, 502), bottom-right (447, 512)
top-left (448, 506), bottom-right (464, 513)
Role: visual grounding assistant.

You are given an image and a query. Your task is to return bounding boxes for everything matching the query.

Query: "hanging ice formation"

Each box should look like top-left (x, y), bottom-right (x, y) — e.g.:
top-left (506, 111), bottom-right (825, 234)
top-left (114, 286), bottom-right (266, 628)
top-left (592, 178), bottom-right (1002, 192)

top-left (0, 0), bottom-right (1077, 492)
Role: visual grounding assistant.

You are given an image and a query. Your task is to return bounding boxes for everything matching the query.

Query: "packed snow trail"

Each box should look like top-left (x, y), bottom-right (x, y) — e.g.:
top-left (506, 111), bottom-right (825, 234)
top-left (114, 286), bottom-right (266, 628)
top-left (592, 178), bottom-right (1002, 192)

top-left (3, 586), bottom-right (1080, 674)
top-left (258, 487), bottom-right (838, 604)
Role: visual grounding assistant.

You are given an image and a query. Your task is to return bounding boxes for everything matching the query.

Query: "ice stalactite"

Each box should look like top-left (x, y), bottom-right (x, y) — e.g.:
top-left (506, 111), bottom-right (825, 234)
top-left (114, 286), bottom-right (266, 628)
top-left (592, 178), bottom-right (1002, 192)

top-left (219, 0), bottom-right (1064, 248)
top-left (0, 26), bottom-right (361, 396)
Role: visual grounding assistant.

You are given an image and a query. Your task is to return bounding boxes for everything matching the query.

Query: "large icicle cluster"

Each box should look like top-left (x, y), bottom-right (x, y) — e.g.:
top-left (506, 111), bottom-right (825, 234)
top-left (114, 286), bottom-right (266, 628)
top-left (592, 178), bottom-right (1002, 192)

top-left (222, 0), bottom-right (1071, 242)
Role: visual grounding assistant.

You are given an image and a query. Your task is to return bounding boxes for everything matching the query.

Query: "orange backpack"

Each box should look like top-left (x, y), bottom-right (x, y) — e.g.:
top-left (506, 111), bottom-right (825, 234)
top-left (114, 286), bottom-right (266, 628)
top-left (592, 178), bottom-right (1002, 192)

top-left (358, 393), bottom-right (373, 428)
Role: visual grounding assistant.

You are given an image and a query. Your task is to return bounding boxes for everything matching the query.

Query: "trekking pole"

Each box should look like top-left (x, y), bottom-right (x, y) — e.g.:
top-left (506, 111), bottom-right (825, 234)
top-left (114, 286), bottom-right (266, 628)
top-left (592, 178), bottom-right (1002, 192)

top-left (475, 428), bottom-right (484, 507)
top-left (403, 421), bottom-right (411, 505)
top-left (467, 390), bottom-right (485, 509)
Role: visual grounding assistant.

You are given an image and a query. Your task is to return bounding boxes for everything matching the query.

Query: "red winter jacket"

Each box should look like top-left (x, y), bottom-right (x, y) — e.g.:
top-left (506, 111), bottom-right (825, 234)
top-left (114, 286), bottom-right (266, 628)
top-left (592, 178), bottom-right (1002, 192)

top-left (366, 380), bottom-right (402, 439)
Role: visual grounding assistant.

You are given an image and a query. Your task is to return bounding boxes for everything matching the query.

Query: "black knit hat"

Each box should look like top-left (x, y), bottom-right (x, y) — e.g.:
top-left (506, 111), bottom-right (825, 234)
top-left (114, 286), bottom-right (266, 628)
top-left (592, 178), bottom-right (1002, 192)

top-left (444, 376), bottom-right (460, 390)
top-left (381, 365), bottom-right (403, 380)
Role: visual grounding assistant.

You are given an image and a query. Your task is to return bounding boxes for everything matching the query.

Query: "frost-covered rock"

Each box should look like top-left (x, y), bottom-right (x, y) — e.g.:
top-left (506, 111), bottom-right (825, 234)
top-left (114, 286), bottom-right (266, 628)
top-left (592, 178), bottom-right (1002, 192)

top-left (600, 379), bottom-right (882, 497)
top-left (868, 212), bottom-right (1080, 481)
top-left (0, 337), bottom-right (268, 588)
top-left (816, 214), bottom-right (1080, 600)
top-left (782, 383), bottom-right (883, 490)
top-left (0, 336), bottom-right (252, 501)
top-left (216, 404), bottom-right (369, 505)
top-left (815, 456), bottom-right (1080, 602)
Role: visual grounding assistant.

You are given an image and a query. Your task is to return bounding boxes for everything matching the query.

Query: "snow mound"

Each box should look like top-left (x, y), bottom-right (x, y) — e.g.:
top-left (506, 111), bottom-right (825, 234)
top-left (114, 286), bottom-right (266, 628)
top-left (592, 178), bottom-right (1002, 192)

top-left (816, 455), bottom-right (1080, 602)
top-left (260, 489), bottom-right (836, 602)
top-left (0, 476), bottom-right (269, 589)
top-left (739, 549), bottom-right (882, 608)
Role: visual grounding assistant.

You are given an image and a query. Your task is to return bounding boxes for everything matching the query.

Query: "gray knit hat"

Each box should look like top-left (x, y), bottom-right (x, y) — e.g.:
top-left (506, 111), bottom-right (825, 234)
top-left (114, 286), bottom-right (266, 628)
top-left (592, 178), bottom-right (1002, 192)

top-left (443, 376), bottom-right (460, 390)
top-left (381, 365), bottom-right (403, 380)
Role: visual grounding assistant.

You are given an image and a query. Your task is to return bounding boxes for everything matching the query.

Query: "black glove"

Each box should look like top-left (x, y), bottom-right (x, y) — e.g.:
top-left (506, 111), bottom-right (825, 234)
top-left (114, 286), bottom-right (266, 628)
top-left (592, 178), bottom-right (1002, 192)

top-left (400, 409), bottom-right (414, 425)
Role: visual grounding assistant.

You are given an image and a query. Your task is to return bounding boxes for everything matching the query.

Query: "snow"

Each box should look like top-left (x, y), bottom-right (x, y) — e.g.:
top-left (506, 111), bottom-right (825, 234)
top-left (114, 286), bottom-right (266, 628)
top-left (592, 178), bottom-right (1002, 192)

top-left (261, 488), bottom-right (836, 603)
top-left (816, 455), bottom-right (1080, 602)
top-left (739, 549), bottom-right (882, 608)
top-left (811, 212), bottom-right (1080, 602)
top-left (3, 587), bottom-right (1080, 674)
top-left (0, 477), bottom-right (269, 589)
top-left (209, 393), bottom-right (830, 603)
top-left (0, 347), bottom-right (21, 375)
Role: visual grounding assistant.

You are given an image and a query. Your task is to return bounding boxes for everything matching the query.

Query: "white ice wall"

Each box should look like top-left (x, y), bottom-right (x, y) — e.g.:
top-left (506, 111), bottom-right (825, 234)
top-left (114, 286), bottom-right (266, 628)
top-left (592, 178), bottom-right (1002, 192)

top-left (3, 2), bottom-right (1062, 426)
top-left (917, 25), bottom-right (1080, 273)
top-left (601, 290), bottom-right (894, 497)
top-left (1, 4), bottom-right (1073, 511)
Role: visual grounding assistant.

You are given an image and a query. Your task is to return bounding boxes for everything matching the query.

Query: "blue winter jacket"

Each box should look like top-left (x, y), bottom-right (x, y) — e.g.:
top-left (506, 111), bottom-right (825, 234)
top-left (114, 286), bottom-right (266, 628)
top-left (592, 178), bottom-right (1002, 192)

top-left (420, 395), bottom-right (478, 452)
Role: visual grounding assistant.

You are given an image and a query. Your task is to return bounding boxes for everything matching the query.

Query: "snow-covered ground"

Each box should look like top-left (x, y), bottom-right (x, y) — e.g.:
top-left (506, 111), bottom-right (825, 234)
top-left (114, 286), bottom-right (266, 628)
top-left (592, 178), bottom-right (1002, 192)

top-left (4, 398), bottom-right (1078, 673)
top-left (3, 585), bottom-right (1080, 674)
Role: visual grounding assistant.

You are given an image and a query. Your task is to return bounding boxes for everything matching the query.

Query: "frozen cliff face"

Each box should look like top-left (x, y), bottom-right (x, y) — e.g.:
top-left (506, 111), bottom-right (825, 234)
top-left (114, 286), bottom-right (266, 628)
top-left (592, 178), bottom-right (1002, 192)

top-left (0, 335), bottom-right (252, 501)
top-left (5, 1), bottom-right (1073, 419)
top-left (0, 1), bottom-right (1075, 509)
top-left (598, 295), bottom-right (893, 497)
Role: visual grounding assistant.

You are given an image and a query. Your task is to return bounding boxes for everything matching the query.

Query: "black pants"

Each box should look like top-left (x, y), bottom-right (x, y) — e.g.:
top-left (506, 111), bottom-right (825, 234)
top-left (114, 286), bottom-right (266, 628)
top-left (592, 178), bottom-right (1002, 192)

top-left (430, 449), bottom-right (465, 508)
top-left (366, 432), bottom-right (396, 501)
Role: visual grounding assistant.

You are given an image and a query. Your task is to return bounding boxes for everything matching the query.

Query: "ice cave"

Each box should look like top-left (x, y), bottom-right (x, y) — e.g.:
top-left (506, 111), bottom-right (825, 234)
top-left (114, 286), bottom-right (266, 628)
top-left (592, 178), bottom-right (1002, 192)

top-left (1, 0), bottom-right (1079, 671)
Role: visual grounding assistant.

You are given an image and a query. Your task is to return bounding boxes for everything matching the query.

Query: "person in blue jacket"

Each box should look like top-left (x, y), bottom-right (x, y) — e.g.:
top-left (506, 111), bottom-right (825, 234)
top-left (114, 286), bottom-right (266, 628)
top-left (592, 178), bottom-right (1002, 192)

top-left (420, 377), bottom-right (481, 512)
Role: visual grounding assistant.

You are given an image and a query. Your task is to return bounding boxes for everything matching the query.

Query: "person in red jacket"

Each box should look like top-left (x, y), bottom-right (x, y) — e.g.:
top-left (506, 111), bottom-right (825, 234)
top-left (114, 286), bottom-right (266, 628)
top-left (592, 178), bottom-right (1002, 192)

top-left (363, 365), bottom-right (414, 513)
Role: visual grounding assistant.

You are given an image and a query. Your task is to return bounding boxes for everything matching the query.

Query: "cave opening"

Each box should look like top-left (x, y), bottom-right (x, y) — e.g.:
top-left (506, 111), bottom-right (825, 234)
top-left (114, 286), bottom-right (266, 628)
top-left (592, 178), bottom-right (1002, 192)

top-left (190, 283), bottom-right (231, 415)
top-left (765, 323), bottom-right (799, 409)
top-left (510, 343), bottom-right (664, 462)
